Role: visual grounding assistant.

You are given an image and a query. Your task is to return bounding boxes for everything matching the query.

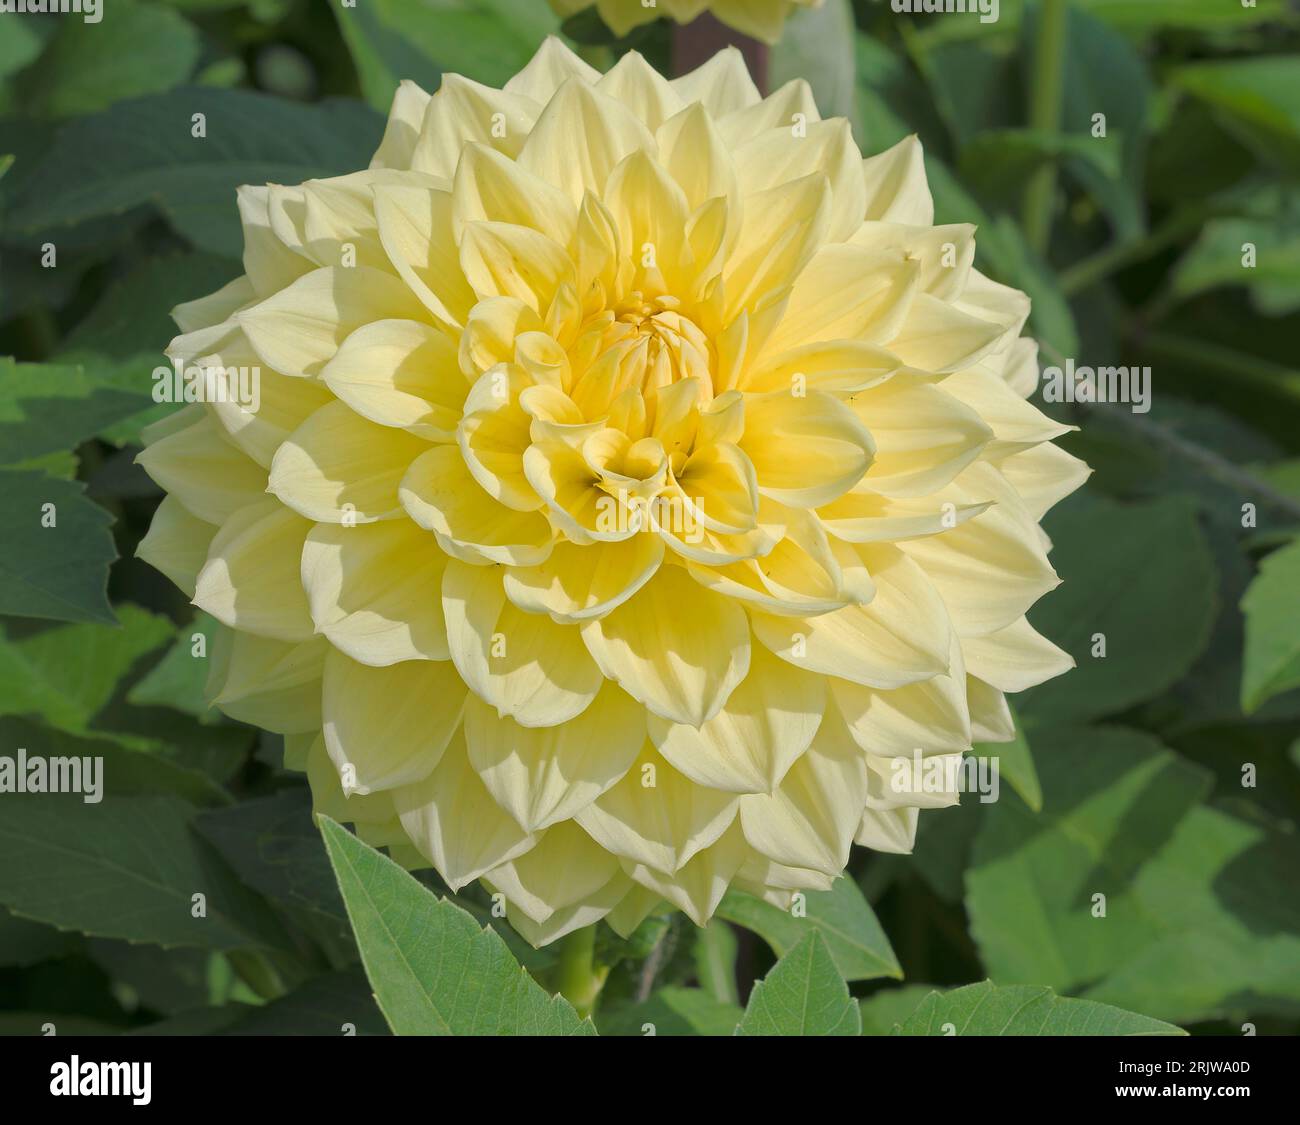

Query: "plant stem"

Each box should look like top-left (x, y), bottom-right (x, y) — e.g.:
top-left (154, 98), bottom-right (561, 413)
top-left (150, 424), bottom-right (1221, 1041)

top-left (671, 13), bottom-right (768, 92)
top-left (1059, 204), bottom-right (1216, 296)
top-left (1037, 339), bottom-right (1300, 520)
top-left (1022, 0), bottom-right (1068, 256)
top-left (553, 925), bottom-right (607, 1018)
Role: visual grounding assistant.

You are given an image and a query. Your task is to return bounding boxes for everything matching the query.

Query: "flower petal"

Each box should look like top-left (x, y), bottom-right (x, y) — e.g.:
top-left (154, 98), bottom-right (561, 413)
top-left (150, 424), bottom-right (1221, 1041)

top-left (269, 401), bottom-right (430, 523)
top-left (577, 741), bottom-right (739, 873)
top-left (401, 445), bottom-right (554, 566)
top-left (236, 266), bottom-right (426, 379)
top-left (443, 559), bottom-right (603, 726)
top-left (649, 640), bottom-right (825, 794)
top-left (751, 542), bottom-right (951, 689)
top-left (301, 519), bottom-right (450, 665)
top-left (464, 680), bottom-right (645, 832)
top-left (580, 563), bottom-right (750, 726)
top-left (322, 319), bottom-right (467, 440)
top-left (194, 498), bottom-right (314, 642)
top-left (393, 730), bottom-right (537, 891)
top-left (322, 649), bottom-right (466, 793)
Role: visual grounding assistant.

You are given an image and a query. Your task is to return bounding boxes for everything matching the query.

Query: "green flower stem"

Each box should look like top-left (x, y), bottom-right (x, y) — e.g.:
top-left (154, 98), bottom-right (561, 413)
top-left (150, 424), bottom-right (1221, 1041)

top-left (1022, 0), bottom-right (1069, 256)
top-left (1059, 204), bottom-right (1217, 296)
top-left (553, 925), bottom-right (607, 1018)
top-left (1037, 337), bottom-right (1300, 521)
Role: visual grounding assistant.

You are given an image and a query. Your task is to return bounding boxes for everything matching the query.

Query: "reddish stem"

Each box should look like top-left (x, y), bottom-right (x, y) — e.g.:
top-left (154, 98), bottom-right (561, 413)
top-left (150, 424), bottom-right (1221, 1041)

top-left (670, 13), bottom-right (769, 93)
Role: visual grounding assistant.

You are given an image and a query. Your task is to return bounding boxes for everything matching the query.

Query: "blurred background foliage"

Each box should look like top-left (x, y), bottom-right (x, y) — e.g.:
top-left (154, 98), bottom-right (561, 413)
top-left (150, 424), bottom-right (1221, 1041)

top-left (0, 0), bottom-right (1299, 1035)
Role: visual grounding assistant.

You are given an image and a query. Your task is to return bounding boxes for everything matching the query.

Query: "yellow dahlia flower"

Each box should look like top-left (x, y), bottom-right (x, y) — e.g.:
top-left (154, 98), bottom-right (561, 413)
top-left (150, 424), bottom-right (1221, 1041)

top-left (137, 38), bottom-right (1088, 947)
top-left (551, 0), bottom-right (822, 44)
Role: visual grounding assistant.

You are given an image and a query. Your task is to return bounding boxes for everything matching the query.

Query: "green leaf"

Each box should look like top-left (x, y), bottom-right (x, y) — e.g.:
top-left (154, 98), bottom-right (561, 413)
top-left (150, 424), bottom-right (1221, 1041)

top-left (0, 470), bottom-right (117, 625)
top-left (1174, 56), bottom-right (1300, 170)
top-left (0, 717), bottom-right (230, 807)
top-left (897, 981), bottom-right (1184, 1036)
top-left (86, 939), bottom-right (213, 1015)
top-left (0, 794), bottom-right (288, 951)
top-left (857, 985), bottom-right (936, 1035)
top-left (127, 613), bottom-right (220, 721)
top-left (1020, 495), bottom-right (1217, 723)
top-left (221, 969), bottom-right (389, 1036)
top-left (21, 0), bottom-right (200, 119)
top-left (0, 904), bottom-right (80, 968)
top-left (0, 17), bottom-right (44, 82)
top-left (0, 357), bottom-right (152, 464)
top-left (1240, 536), bottom-right (1300, 713)
top-left (0, 604), bottom-right (173, 731)
top-left (717, 875), bottom-right (900, 982)
top-left (959, 127), bottom-right (1124, 199)
top-left (63, 252), bottom-right (238, 359)
top-left (1171, 217), bottom-right (1300, 316)
top-left (317, 815), bottom-right (594, 1036)
top-left (911, 0), bottom-right (1292, 47)
top-left (195, 789), bottom-right (352, 953)
top-left (333, 0), bottom-right (559, 109)
top-left (736, 931), bottom-right (860, 1036)
top-left (770, 0), bottom-right (857, 126)
top-left (7, 88), bottom-right (383, 256)
top-left (965, 726), bottom-right (1300, 1023)
top-left (598, 986), bottom-right (744, 1037)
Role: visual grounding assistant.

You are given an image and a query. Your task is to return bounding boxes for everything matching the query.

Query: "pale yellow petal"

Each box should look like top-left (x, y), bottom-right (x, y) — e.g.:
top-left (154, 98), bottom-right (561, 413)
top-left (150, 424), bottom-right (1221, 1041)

top-left (443, 559), bottom-right (603, 726)
top-left (740, 388), bottom-right (874, 508)
top-left (322, 319), bottom-right (467, 440)
top-left (135, 410), bottom-right (267, 525)
top-left (301, 519), bottom-right (450, 665)
top-left (961, 616), bottom-right (1073, 692)
top-left (370, 79), bottom-right (432, 170)
top-left (577, 742), bottom-right (739, 873)
top-left (464, 681), bottom-right (645, 832)
top-left (373, 183), bottom-right (477, 329)
top-left (848, 378), bottom-right (992, 498)
top-left (322, 650), bottom-right (466, 793)
top-left (193, 498), bottom-right (314, 642)
top-left (580, 563), bottom-right (750, 726)
top-left (269, 401), bottom-right (430, 523)
top-left (393, 730), bottom-right (537, 891)
top-left (649, 640), bottom-right (825, 794)
top-left (738, 706), bottom-right (867, 876)
top-left (518, 77), bottom-right (655, 207)
top-left (236, 266), bottom-right (426, 379)
top-left (861, 135), bottom-right (933, 225)
top-left (752, 542), bottom-right (951, 689)
top-left (486, 820), bottom-right (621, 924)
top-left (401, 445), bottom-right (554, 566)
top-left (502, 534), bottom-right (664, 622)
top-left (206, 629), bottom-right (325, 734)
top-left (623, 820), bottom-right (749, 926)
top-left (136, 495), bottom-right (218, 598)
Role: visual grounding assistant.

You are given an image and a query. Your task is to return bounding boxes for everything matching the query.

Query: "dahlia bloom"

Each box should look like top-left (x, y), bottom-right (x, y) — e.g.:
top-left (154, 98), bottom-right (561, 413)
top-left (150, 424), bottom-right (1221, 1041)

top-left (550, 0), bottom-right (822, 44)
top-left (137, 38), bottom-right (1088, 946)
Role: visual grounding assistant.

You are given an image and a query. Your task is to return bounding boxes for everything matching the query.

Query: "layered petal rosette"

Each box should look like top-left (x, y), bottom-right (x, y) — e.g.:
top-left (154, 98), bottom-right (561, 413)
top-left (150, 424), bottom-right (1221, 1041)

top-left (550, 0), bottom-right (823, 44)
top-left (137, 39), bottom-right (1088, 946)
